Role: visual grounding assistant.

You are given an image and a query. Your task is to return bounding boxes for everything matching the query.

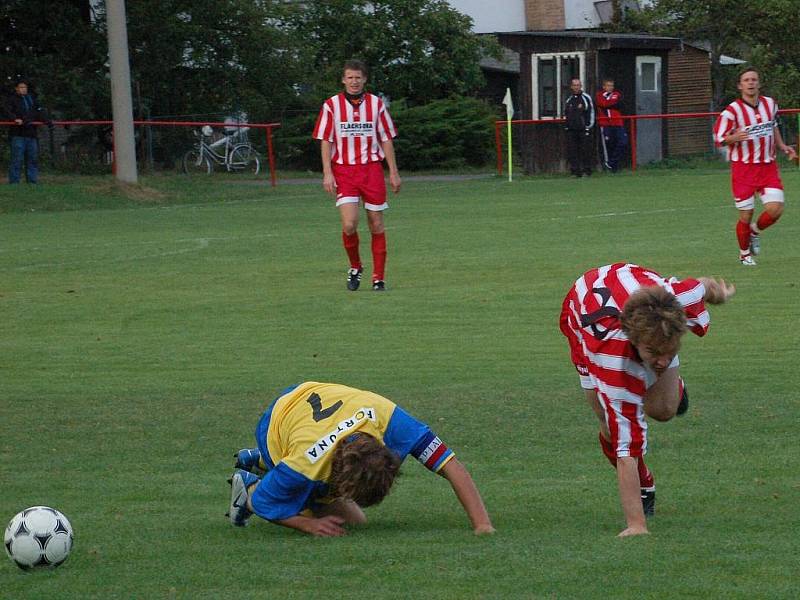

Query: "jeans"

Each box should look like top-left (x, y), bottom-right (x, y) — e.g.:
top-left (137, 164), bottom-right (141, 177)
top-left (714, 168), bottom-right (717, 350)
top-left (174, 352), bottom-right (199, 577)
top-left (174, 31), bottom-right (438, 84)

top-left (9, 136), bottom-right (39, 184)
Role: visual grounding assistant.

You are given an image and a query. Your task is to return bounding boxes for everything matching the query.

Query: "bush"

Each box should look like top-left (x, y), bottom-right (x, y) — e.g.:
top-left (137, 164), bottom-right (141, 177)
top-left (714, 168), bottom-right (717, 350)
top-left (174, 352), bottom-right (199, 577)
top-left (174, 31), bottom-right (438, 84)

top-left (272, 112), bottom-right (320, 171)
top-left (272, 96), bottom-right (497, 172)
top-left (392, 97), bottom-right (497, 170)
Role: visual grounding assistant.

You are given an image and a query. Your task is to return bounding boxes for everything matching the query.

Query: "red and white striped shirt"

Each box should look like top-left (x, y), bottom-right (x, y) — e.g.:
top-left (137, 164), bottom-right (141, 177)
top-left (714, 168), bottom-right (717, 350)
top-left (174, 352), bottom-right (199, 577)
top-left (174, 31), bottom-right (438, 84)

top-left (561, 263), bottom-right (709, 406)
top-left (713, 96), bottom-right (779, 163)
top-left (312, 93), bottom-right (396, 165)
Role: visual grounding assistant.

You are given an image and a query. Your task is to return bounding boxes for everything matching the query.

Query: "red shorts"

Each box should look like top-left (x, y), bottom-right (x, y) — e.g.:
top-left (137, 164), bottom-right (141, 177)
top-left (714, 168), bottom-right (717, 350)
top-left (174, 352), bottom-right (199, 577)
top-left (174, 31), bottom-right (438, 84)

top-left (559, 296), bottom-right (590, 377)
top-left (731, 161), bottom-right (784, 209)
top-left (333, 162), bottom-right (387, 210)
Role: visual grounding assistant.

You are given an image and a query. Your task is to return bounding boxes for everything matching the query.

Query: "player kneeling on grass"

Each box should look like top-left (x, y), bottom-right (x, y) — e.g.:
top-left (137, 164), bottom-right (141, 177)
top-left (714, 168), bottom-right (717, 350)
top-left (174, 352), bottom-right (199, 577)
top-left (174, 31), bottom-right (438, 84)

top-left (559, 263), bottom-right (735, 537)
top-left (228, 381), bottom-right (495, 537)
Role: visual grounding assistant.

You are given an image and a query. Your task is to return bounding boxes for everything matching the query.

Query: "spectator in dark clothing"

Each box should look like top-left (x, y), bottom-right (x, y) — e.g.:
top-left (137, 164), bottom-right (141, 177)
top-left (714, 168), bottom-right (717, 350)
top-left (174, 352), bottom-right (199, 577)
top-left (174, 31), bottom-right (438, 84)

top-left (7, 80), bottom-right (52, 184)
top-left (596, 77), bottom-right (628, 172)
top-left (564, 78), bottom-right (595, 177)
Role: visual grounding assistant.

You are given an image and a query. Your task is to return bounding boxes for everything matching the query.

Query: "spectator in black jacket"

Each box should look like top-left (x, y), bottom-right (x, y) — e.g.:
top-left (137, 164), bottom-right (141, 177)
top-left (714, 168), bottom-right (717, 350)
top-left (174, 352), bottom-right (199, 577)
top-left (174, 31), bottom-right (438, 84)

top-left (563, 79), bottom-right (595, 177)
top-left (7, 79), bottom-right (52, 184)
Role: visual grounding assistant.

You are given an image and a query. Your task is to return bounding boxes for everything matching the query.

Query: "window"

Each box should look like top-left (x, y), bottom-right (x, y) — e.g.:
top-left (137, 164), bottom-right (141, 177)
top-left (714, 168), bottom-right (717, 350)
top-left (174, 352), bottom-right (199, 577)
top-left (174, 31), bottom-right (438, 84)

top-left (640, 62), bottom-right (657, 91)
top-left (532, 52), bottom-right (586, 119)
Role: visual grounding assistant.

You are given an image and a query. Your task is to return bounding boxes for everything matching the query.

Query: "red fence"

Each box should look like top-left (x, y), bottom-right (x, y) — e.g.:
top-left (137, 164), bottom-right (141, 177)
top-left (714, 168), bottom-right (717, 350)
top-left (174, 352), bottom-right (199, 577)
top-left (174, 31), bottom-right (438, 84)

top-left (495, 109), bottom-right (800, 175)
top-left (1, 119), bottom-right (281, 186)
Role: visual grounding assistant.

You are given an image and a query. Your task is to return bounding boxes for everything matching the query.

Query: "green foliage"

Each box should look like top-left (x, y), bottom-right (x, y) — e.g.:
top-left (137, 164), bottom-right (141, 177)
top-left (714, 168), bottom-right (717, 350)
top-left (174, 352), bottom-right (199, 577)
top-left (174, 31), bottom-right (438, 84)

top-left (610, 0), bottom-right (800, 109)
top-left (272, 96), bottom-right (497, 171)
top-left (95, 0), bottom-right (302, 122)
top-left (287, 0), bottom-right (499, 106)
top-left (2, 0), bottom-right (496, 131)
top-left (272, 112), bottom-right (320, 170)
top-left (0, 0), bottom-right (107, 117)
top-left (392, 97), bottom-right (497, 169)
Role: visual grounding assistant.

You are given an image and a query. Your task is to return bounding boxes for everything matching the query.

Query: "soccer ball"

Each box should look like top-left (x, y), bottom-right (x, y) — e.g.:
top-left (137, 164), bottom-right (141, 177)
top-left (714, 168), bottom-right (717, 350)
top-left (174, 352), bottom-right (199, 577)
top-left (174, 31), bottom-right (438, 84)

top-left (4, 506), bottom-right (74, 570)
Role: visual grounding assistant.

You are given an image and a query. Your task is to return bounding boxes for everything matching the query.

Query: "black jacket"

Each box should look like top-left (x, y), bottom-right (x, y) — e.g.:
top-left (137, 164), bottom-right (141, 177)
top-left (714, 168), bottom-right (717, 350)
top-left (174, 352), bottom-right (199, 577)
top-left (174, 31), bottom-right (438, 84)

top-left (564, 92), bottom-right (595, 132)
top-left (7, 92), bottom-right (50, 138)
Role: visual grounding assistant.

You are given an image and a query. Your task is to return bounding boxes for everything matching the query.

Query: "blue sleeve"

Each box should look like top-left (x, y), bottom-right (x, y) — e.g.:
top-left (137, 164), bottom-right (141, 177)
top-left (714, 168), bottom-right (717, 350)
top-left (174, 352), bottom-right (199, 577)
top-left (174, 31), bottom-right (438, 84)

top-left (382, 406), bottom-right (432, 460)
top-left (249, 463), bottom-right (318, 521)
top-left (383, 406), bottom-right (455, 473)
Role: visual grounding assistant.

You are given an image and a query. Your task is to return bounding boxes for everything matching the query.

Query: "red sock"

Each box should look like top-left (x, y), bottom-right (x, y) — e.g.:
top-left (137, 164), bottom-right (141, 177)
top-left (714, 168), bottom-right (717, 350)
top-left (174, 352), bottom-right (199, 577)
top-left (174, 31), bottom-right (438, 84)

top-left (598, 433), bottom-right (655, 488)
top-left (756, 211), bottom-right (778, 232)
top-left (342, 232), bottom-right (361, 269)
top-left (371, 232), bottom-right (387, 281)
top-left (637, 457), bottom-right (654, 489)
top-left (736, 220), bottom-right (751, 252)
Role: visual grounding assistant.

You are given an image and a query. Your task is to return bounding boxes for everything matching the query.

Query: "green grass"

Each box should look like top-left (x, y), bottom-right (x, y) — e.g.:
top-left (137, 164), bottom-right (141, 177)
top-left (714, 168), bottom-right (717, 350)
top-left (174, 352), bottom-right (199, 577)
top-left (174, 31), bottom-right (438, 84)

top-left (1, 168), bottom-right (798, 598)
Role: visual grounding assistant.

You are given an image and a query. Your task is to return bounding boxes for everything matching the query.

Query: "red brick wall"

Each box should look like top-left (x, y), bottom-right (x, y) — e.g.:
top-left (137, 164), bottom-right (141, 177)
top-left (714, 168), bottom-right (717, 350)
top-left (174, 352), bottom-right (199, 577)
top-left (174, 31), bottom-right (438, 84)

top-left (525, 0), bottom-right (565, 30)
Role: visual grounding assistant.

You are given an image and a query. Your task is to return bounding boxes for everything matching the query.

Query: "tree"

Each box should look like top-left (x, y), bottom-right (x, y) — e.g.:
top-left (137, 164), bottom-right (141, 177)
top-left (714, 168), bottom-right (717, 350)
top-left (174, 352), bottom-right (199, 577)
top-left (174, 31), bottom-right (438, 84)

top-left (92, 0), bottom-right (303, 122)
top-left (0, 0), bottom-right (107, 117)
top-left (611, 1), bottom-right (800, 110)
top-left (288, 0), bottom-right (498, 106)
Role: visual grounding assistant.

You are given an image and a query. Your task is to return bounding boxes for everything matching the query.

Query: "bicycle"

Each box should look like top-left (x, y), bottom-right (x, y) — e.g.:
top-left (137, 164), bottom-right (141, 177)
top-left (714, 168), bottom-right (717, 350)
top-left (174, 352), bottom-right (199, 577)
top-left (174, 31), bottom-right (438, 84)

top-left (182, 125), bottom-right (260, 175)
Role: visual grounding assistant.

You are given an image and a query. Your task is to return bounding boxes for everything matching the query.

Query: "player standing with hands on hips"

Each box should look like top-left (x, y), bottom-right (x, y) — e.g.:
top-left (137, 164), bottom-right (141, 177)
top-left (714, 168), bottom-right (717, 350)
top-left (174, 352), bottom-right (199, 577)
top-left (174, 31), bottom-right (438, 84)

top-left (560, 263), bottom-right (735, 537)
top-left (713, 68), bottom-right (797, 266)
top-left (313, 60), bottom-right (401, 291)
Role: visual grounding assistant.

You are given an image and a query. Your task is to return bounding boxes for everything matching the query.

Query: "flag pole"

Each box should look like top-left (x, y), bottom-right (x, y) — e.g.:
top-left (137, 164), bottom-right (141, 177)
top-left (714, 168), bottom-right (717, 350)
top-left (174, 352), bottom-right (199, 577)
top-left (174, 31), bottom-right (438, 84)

top-left (507, 118), bottom-right (513, 182)
top-left (502, 88), bottom-right (514, 182)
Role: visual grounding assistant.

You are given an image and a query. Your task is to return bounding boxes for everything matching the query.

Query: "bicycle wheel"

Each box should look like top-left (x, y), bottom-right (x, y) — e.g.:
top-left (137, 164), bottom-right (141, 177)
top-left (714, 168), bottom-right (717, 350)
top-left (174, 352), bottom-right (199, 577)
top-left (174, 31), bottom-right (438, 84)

top-left (182, 149), bottom-right (212, 175)
top-left (228, 144), bottom-right (261, 175)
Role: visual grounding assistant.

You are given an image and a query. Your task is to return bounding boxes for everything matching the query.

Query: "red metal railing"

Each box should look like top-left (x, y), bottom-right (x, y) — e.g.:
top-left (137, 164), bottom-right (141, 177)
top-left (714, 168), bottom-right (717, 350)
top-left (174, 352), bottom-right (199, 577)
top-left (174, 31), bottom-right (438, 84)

top-left (1, 119), bottom-right (282, 186)
top-left (495, 108), bottom-right (800, 174)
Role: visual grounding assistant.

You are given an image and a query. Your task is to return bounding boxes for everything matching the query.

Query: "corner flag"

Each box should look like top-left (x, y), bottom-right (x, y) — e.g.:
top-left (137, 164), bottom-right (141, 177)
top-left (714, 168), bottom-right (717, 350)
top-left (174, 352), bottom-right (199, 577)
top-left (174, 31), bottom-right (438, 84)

top-left (501, 88), bottom-right (514, 181)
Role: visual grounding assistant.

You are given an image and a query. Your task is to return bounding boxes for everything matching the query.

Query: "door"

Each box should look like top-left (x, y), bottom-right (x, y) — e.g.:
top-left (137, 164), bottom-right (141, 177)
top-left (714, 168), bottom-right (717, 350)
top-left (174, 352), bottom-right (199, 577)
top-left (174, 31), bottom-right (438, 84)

top-left (635, 55), bottom-right (662, 164)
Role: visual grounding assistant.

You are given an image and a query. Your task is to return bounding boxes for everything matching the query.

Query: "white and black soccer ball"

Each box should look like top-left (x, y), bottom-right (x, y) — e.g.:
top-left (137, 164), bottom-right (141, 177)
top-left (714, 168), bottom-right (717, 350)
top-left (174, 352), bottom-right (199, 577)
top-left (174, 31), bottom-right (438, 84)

top-left (4, 506), bottom-right (73, 570)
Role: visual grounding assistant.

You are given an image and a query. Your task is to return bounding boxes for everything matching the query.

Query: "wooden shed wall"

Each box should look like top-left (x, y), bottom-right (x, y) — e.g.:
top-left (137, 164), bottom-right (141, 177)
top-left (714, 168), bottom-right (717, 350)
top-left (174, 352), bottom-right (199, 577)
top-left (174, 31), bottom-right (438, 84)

top-left (666, 45), bottom-right (713, 156)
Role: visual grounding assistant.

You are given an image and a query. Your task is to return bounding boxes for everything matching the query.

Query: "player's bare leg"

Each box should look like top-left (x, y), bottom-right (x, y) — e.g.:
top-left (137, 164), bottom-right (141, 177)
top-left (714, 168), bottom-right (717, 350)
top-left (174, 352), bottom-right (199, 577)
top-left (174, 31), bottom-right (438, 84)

top-left (749, 199), bottom-right (783, 258)
top-left (585, 389), bottom-right (611, 440)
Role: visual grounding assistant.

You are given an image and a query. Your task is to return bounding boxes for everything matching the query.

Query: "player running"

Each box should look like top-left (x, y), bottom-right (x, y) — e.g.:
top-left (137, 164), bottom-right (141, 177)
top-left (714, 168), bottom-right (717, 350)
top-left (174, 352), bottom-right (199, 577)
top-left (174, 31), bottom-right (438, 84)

top-left (313, 60), bottom-right (401, 291)
top-left (559, 263), bottom-right (735, 537)
top-left (227, 381), bottom-right (495, 537)
top-left (713, 68), bottom-right (797, 266)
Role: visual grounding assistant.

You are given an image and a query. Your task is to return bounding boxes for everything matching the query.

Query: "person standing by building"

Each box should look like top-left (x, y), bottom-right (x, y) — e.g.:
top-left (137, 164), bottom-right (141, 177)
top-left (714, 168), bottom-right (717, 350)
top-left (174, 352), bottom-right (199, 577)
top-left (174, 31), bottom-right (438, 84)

top-left (312, 60), bottom-right (401, 292)
top-left (6, 79), bottom-right (52, 184)
top-left (713, 68), bottom-right (796, 266)
top-left (596, 78), bottom-right (627, 173)
top-left (559, 263), bottom-right (735, 537)
top-left (564, 78), bottom-right (595, 177)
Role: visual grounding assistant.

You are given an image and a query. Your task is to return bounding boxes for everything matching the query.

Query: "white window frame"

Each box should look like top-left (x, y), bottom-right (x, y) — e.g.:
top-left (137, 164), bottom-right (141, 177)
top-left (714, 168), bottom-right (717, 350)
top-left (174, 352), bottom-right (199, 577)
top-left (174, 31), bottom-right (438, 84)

top-left (531, 52), bottom-right (586, 119)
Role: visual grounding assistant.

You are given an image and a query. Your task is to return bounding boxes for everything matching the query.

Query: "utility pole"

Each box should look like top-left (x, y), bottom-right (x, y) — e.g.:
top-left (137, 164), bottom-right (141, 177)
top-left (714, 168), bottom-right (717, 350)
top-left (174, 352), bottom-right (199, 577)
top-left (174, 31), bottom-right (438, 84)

top-left (106, 0), bottom-right (138, 183)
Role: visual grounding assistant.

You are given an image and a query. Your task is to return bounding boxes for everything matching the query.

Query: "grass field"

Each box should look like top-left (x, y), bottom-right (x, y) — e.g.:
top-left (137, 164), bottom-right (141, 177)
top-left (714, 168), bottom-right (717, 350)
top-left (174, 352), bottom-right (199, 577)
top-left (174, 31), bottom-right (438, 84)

top-left (1, 167), bottom-right (798, 598)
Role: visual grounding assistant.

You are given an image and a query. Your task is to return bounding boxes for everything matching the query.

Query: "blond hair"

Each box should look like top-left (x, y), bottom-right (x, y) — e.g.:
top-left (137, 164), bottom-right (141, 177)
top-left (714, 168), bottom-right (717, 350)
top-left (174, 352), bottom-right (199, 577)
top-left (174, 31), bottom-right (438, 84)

top-left (620, 286), bottom-right (687, 353)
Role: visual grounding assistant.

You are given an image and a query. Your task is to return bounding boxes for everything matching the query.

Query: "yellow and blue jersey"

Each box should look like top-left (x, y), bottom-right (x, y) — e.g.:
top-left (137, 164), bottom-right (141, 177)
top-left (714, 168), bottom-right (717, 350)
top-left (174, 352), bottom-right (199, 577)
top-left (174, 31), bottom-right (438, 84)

top-left (249, 382), bottom-right (454, 521)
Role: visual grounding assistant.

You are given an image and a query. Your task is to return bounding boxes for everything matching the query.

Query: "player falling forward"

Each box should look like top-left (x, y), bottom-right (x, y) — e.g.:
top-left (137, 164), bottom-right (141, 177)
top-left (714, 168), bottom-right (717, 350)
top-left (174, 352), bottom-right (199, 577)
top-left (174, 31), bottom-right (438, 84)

top-left (227, 382), bottom-right (494, 537)
top-left (559, 263), bottom-right (735, 537)
top-left (713, 68), bottom-right (797, 266)
top-left (313, 60), bottom-right (401, 291)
